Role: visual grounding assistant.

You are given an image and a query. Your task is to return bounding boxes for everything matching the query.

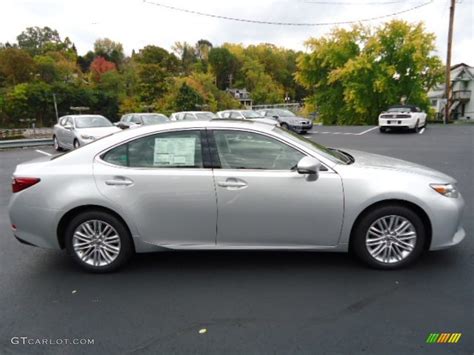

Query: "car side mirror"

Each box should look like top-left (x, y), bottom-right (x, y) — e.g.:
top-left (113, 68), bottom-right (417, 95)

top-left (273, 115), bottom-right (279, 119)
top-left (296, 156), bottom-right (321, 177)
top-left (64, 124), bottom-right (73, 130)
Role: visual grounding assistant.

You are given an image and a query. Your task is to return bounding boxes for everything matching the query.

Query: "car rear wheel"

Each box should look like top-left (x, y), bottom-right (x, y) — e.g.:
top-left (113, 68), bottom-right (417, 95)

top-left (280, 123), bottom-right (289, 130)
top-left (53, 136), bottom-right (62, 151)
top-left (73, 139), bottom-right (80, 149)
top-left (351, 205), bottom-right (426, 269)
top-left (412, 121), bottom-right (420, 133)
top-left (65, 211), bottom-right (133, 273)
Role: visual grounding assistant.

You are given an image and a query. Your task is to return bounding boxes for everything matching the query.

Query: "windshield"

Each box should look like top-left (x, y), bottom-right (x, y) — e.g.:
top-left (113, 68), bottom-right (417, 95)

top-left (242, 111), bottom-right (264, 119)
top-left (271, 109), bottom-right (296, 117)
top-left (195, 112), bottom-right (217, 120)
top-left (75, 116), bottom-right (112, 128)
top-left (274, 127), bottom-right (350, 164)
top-left (142, 114), bottom-right (168, 125)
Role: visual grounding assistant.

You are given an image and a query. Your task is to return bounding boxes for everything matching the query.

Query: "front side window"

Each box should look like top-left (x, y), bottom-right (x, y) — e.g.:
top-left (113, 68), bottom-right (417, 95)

top-left (229, 112), bottom-right (243, 119)
top-left (213, 130), bottom-right (304, 170)
top-left (102, 130), bottom-right (203, 168)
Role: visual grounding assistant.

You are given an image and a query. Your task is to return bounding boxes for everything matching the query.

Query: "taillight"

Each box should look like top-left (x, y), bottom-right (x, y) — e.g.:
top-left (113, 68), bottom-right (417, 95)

top-left (12, 177), bottom-right (40, 193)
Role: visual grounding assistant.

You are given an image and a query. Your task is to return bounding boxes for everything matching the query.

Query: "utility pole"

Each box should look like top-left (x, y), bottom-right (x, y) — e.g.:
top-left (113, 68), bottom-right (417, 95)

top-left (53, 93), bottom-right (59, 122)
top-left (444, 0), bottom-right (456, 124)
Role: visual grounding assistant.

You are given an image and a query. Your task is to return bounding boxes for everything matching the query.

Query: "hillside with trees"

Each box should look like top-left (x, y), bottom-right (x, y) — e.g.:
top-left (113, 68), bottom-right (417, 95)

top-left (0, 21), bottom-right (443, 127)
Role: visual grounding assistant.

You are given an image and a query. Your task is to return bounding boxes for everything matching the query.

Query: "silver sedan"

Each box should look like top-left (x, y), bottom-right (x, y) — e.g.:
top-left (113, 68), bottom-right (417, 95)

top-left (53, 114), bottom-right (121, 150)
top-left (9, 121), bottom-right (465, 272)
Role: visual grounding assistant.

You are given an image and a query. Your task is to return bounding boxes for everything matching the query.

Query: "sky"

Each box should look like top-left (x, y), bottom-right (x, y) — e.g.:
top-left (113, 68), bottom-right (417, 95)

top-left (2, 0), bottom-right (473, 64)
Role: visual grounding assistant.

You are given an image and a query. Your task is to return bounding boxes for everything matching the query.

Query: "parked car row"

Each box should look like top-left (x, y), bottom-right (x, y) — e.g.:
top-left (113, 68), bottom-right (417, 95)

top-left (53, 109), bottom-right (313, 151)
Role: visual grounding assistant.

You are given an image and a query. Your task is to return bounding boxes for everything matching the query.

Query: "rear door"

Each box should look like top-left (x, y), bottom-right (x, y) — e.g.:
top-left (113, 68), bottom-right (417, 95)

top-left (94, 129), bottom-right (217, 247)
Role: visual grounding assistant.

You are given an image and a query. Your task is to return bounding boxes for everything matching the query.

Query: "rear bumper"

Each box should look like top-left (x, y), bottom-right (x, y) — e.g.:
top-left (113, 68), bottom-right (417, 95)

top-left (379, 118), bottom-right (417, 129)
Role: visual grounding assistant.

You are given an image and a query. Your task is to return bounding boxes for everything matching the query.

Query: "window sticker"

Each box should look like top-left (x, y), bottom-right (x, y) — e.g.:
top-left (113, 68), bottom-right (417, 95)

top-left (153, 137), bottom-right (196, 166)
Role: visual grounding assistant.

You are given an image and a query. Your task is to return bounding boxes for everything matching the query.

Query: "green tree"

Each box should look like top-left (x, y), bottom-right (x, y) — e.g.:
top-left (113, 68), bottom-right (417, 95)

top-left (175, 83), bottom-right (204, 111)
top-left (0, 48), bottom-right (36, 86)
top-left (17, 26), bottom-right (75, 57)
top-left (208, 47), bottom-right (239, 90)
top-left (297, 21), bottom-right (443, 124)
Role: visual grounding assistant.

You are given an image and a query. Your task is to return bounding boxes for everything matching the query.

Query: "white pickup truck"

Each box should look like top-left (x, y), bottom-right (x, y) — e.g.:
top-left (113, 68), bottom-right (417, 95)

top-left (378, 105), bottom-right (427, 133)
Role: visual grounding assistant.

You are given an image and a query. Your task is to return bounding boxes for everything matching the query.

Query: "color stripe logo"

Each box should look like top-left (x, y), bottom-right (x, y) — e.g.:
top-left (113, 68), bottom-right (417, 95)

top-left (426, 333), bottom-right (462, 344)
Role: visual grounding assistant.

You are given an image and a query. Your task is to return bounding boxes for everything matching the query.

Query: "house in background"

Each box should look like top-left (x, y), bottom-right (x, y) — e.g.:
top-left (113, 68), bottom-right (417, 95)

top-left (226, 88), bottom-right (253, 108)
top-left (428, 63), bottom-right (473, 120)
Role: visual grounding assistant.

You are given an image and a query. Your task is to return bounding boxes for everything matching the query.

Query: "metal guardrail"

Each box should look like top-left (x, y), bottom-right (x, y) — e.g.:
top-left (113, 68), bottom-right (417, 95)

top-left (0, 138), bottom-right (53, 149)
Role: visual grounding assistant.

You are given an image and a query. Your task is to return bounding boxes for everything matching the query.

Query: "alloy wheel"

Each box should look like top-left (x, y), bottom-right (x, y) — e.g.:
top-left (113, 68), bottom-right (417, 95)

top-left (72, 220), bottom-right (121, 267)
top-left (365, 215), bottom-right (417, 264)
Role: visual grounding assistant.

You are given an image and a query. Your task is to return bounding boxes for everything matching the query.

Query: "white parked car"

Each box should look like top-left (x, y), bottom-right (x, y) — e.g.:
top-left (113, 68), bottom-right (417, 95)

top-left (216, 110), bottom-right (279, 126)
top-left (378, 105), bottom-right (427, 133)
top-left (53, 115), bottom-right (121, 150)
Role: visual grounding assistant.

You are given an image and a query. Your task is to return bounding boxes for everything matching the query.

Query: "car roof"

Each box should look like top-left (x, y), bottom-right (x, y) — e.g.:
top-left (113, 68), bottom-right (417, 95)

top-left (174, 111), bottom-right (214, 114)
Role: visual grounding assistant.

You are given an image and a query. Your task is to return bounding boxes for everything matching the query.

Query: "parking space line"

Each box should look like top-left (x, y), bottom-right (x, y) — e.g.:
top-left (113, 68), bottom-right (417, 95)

top-left (356, 127), bottom-right (378, 135)
top-left (35, 150), bottom-right (52, 156)
top-left (309, 126), bottom-right (378, 136)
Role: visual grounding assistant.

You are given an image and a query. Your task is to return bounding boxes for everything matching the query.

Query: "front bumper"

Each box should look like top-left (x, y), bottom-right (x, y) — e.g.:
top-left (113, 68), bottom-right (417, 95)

top-left (428, 193), bottom-right (466, 250)
top-left (289, 122), bottom-right (313, 133)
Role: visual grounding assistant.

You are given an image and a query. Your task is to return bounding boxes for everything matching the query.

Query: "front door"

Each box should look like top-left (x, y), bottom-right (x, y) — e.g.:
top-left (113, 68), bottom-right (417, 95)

top-left (210, 129), bottom-right (344, 247)
top-left (94, 129), bottom-right (217, 247)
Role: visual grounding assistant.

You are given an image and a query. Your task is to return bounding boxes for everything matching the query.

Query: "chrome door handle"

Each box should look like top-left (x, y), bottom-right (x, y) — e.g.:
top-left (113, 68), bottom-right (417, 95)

top-left (217, 178), bottom-right (248, 189)
top-left (105, 178), bottom-right (134, 186)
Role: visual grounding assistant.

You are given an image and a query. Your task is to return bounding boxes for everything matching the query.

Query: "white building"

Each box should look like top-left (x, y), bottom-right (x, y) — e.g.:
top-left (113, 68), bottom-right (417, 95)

top-left (428, 63), bottom-right (473, 120)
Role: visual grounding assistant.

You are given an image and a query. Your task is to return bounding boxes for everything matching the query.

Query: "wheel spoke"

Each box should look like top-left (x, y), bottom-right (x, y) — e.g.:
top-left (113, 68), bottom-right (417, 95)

top-left (366, 236), bottom-right (385, 246)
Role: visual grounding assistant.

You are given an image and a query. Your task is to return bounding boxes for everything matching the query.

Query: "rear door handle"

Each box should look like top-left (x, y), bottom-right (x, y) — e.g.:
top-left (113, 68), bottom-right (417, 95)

top-left (217, 178), bottom-right (248, 189)
top-left (105, 177), bottom-right (134, 186)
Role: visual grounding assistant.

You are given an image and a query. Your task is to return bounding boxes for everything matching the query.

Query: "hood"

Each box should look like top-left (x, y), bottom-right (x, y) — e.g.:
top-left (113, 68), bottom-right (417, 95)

top-left (343, 149), bottom-right (455, 182)
top-left (250, 118), bottom-right (279, 126)
top-left (76, 126), bottom-right (121, 138)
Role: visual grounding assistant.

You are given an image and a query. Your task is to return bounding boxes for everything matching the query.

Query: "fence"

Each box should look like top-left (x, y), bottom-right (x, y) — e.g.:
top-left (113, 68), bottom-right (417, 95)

top-left (0, 128), bottom-right (54, 140)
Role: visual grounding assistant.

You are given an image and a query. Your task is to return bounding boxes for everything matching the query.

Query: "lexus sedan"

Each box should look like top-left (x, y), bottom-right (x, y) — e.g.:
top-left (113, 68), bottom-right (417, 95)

top-left (259, 108), bottom-right (313, 134)
top-left (117, 113), bottom-right (169, 129)
top-left (53, 115), bottom-right (120, 150)
top-left (10, 120), bottom-right (465, 272)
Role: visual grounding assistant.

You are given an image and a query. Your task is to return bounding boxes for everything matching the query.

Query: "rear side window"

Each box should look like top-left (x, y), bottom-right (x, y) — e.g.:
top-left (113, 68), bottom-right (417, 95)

top-left (102, 130), bottom-right (203, 168)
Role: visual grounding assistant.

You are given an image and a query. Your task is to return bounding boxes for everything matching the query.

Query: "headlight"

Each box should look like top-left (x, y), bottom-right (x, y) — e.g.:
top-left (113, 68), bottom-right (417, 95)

top-left (80, 135), bottom-right (95, 140)
top-left (430, 183), bottom-right (459, 198)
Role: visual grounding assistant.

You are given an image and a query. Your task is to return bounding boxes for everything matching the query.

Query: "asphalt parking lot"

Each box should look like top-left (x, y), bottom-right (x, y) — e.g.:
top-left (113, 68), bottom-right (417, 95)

top-left (0, 124), bottom-right (472, 354)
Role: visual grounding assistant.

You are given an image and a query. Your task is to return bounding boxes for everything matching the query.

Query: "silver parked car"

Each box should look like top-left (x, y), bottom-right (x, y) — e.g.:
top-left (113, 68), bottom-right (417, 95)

top-left (175, 111), bottom-right (218, 121)
top-left (53, 115), bottom-right (120, 150)
top-left (259, 108), bottom-right (313, 134)
top-left (216, 110), bottom-right (279, 126)
top-left (117, 113), bottom-right (169, 129)
top-left (10, 121), bottom-right (465, 272)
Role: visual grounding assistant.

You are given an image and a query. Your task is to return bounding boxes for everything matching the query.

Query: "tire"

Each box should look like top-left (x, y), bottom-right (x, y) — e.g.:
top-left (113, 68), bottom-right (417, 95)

top-left (351, 205), bottom-right (426, 269)
top-left (379, 127), bottom-right (387, 133)
top-left (281, 123), bottom-right (289, 130)
top-left (64, 210), bottom-right (134, 273)
top-left (73, 139), bottom-right (80, 149)
top-left (412, 121), bottom-right (420, 133)
top-left (53, 135), bottom-right (62, 151)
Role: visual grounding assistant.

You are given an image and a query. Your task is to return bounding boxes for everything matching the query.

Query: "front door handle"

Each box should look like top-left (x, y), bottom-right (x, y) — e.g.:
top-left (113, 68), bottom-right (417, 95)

top-left (105, 177), bottom-right (134, 186)
top-left (217, 178), bottom-right (248, 189)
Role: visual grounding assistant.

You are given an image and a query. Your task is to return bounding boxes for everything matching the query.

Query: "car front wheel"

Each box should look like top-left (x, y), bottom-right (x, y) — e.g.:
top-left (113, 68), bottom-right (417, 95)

top-left (351, 205), bottom-right (426, 269)
top-left (65, 210), bottom-right (134, 272)
top-left (53, 136), bottom-right (62, 151)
